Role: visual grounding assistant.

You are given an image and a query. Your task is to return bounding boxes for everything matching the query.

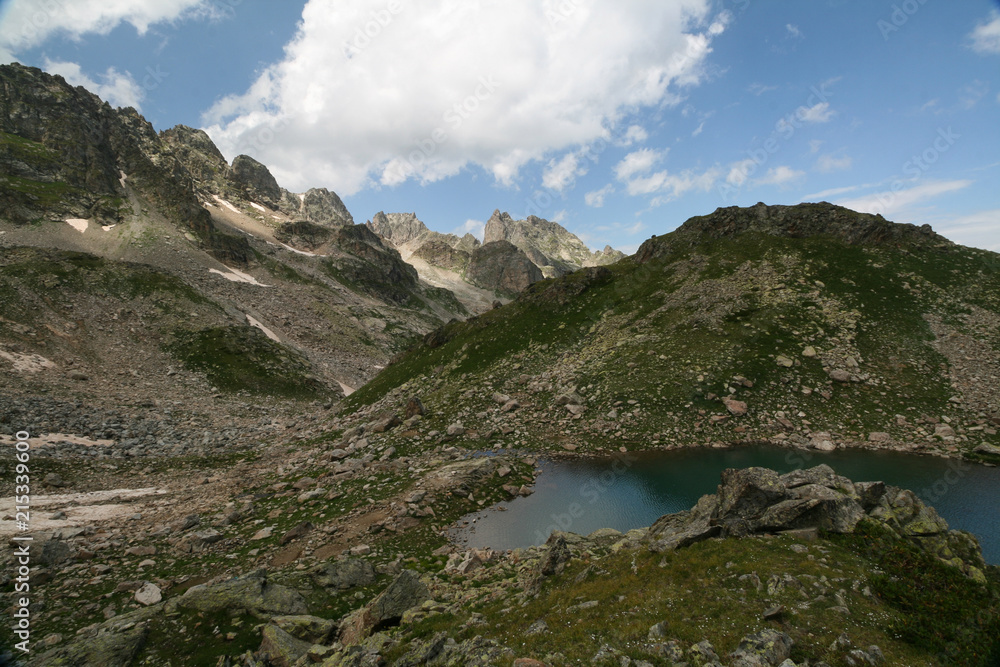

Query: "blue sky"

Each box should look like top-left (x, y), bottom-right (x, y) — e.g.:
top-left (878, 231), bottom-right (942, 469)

top-left (2, 0), bottom-right (998, 252)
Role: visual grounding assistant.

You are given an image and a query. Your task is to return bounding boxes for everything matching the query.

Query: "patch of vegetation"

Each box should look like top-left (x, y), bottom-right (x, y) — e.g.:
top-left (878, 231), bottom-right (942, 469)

top-left (829, 520), bottom-right (1000, 665)
top-left (165, 325), bottom-right (328, 399)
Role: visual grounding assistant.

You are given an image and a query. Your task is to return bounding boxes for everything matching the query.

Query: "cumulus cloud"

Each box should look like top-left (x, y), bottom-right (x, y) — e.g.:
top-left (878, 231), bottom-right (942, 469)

top-left (0, 0), bottom-right (212, 55)
top-left (42, 59), bottom-right (145, 109)
top-left (543, 151), bottom-right (588, 193)
top-left (585, 184), bottom-right (614, 208)
top-left (619, 125), bottom-right (649, 146)
top-left (201, 0), bottom-right (723, 194)
top-left (614, 148), bottom-right (665, 181)
top-left (969, 11), bottom-right (1000, 55)
top-left (934, 209), bottom-right (1000, 250)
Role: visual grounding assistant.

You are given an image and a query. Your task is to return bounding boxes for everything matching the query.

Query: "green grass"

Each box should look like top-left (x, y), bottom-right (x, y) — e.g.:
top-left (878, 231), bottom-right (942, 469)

top-left (165, 325), bottom-right (329, 399)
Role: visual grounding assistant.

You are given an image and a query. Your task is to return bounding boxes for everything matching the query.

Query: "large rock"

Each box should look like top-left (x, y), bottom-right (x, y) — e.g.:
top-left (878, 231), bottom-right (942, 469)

top-left (644, 465), bottom-right (988, 583)
top-left (227, 154), bottom-right (282, 206)
top-left (729, 629), bottom-right (793, 666)
top-left (259, 624), bottom-right (315, 667)
top-left (467, 240), bottom-right (544, 294)
top-left (339, 570), bottom-right (430, 644)
top-left (176, 569), bottom-right (308, 618)
top-left (311, 558), bottom-right (376, 590)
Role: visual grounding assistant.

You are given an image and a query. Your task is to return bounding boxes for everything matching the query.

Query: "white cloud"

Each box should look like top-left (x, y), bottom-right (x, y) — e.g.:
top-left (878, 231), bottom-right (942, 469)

top-left (808, 140), bottom-right (823, 154)
top-left (619, 125), bottom-right (649, 146)
top-left (585, 184), bottom-right (614, 208)
top-left (726, 158), bottom-right (756, 187)
top-left (542, 151), bottom-right (587, 192)
top-left (692, 121), bottom-right (705, 137)
top-left (756, 165), bottom-right (804, 187)
top-left (0, 0), bottom-right (211, 55)
top-left (969, 11), bottom-right (1000, 55)
top-left (626, 221), bottom-right (646, 235)
top-left (797, 102), bottom-right (835, 123)
top-left (838, 179), bottom-right (973, 218)
top-left (202, 0), bottom-right (723, 194)
top-left (453, 219), bottom-right (485, 240)
top-left (816, 153), bottom-right (852, 173)
top-left (786, 24), bottom-right (803, 39)
top-left (614, 148), bottom-right (666, 181)
top-left (631, 166), bottom-right (721, 202)
top-left (42, 59), bottom-right (144, 110)
top-left (803, 184), bottom-right (867, 201)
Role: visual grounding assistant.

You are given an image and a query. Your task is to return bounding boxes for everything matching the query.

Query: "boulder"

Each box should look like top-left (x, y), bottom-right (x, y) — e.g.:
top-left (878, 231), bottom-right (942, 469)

top-left (536, 533), bottom-right (571, 576)
top-left (312, 558), bottom-right (376, 590)
top-left (177, 569), bottom-right (308, 618)
top-left (339, 570), bottom-right (430, 644)
top-left (729, 629), bottom-right (793, 666)
top-left (259, 624), bottom-right (315, 667)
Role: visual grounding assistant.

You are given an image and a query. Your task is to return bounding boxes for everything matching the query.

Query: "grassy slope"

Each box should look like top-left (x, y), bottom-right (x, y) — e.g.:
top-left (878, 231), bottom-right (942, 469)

top-left (344, 230), bottom-right (1000, 458)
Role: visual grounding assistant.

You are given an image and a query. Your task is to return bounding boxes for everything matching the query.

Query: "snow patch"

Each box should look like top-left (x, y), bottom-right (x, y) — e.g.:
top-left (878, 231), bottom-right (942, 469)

top-left (209, 266), bottom-right (271, 287)
top-left (119, 170), bottom-right (128, 187)
top-left (102, 224), bottom-right (117, 232)
top-left (0, 486), bottom-right (167, 538)
top-left (211, 195), bottom-right (241, 214)
top-left (246, 314), bottom-right (280, 342)
top-left (250, 202), bottom-right (266, 212)
top-left (65, 218), bottom-right (89, 233)
top-left (0, 350), bottom-right (56, 373)
top-left (280, 243), bottom-right (320, 257)
top-left (338, 381), bottom-right (355, 396)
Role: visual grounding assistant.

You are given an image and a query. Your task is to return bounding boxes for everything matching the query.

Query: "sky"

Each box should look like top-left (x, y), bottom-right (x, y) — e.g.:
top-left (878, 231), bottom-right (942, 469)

top-left (1, 0), bottom-right (998, 253)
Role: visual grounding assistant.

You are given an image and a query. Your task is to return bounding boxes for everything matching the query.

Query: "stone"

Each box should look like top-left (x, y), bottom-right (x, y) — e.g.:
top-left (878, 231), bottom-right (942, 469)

top-left (259, 624), bottom-right (314, 667)
top-left (802, 346), bottom-right (817, 357)
top-left (405, 396), bottom-right (426, 418)
top-left (829, 369), bottom-right (852, 382)
top-left (648, 620), bottom-right (670, 639)
top-left (279, 521), bottom-right (314, 545)
top-left (446, 423), bottom-right (465, 436)
top-left (775, 355), bottom-right (794, 367)
top-left (466, 239), bottom-right (543, 294)
top-left (934, 424), bottom-right (957, 439)
top-left (178, 569), bottom-right (308, 617)
top-left (717, 467), bottom-right (788, 533)
top-left (688, 640), bottom-right (723, 665)
top-left (724, 397), bottom-right (748, 416)
top-left (350, 544), bottom-right (372, 556)
top-left (501, 399), bottom-right (520, 413)
top-left (339, 570), bottom-right (430, 644)
top-left (312, 558), bottom-right (376, 590)
top-left (974, 442), bottom-right (1000, 456)
top-left (492, 392), bottom-right (511, 404)
top-left (536, 534), bottom-right (571, 576)
top-left (729, 629), bottom-right (793, 666)
top-left (43, 472), bottom-right (67, 487)
top-left (39, 539), bottom-right (72, 566)
top-left (868, 432), bottom-right (892, 443)
top-left (134, 582), bottom-right (162, 606)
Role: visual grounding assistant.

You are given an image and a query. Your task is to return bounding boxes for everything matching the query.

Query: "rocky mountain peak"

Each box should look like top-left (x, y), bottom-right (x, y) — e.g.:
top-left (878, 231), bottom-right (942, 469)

top-left (638, 202), bottom-right (951, 264)
top-left (366, 211), bottom-right (429, 245)
top-left (228, 154), bottom-right (282, 206)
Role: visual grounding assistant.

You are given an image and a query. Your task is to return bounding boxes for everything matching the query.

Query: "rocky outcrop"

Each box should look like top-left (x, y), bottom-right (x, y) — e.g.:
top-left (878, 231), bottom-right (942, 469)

top-left (326, 224), bottom-right (420, 304)
top-left (294, 187), bottom-right (354, 227)
top-left (339, 569), bottom-right (430, 644)
top-left (0, 63), bottom-right (250, 263)
top-left (636, 201), bottom-right (952, 264)
top-left (484, 209), bottom-right (624, 278)
top-left (227, 154), bottom-right (282, 207)
top-left (411, 238), bottom-right (472, 272)
top-left (174, 569), bottom-right (309, 617)
top-left (274, 219), bottom-right (334, 251)
top-left (646, 464), bottom-right (988, 583)
top-left (368, 211), bottom-right (429, 245)
top-left (466, 240), bottom-right (543, 294)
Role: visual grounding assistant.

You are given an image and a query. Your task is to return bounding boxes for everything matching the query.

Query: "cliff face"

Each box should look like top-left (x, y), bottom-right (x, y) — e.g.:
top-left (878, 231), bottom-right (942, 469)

top-left (466, 239), bottom-right (544, 295)
top-left (484, 209), bottom-right (625, 278)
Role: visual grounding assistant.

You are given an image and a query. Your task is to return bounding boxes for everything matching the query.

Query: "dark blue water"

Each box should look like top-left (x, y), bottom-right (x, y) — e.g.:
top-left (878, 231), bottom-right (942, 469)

top-left (456, 445), bottom-right (1000, 563)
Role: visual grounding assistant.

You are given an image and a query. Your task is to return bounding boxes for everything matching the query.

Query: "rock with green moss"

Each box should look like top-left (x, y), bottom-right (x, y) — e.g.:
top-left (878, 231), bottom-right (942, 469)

top-left (174, 569), bottom-right (308, 618)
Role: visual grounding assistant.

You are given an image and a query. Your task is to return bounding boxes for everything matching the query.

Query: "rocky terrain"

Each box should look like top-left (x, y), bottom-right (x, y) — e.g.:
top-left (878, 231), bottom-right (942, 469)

top-left (6, 461), bottom-right (998, 666)
top-left (3, 61), bottom-right (1000, 667)
top-left (367, 208), bottom-right (623, 301)
top-left (349, 202), bottom-right (1000, 464)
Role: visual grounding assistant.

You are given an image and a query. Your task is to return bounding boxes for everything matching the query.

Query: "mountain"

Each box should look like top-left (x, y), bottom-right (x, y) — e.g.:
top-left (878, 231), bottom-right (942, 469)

top-left (348, 201), bottom-right (1000, 462)
top-left (367, 208), bottom-right (625, 306)
top-left (0, 62), bottom-right (467, 408)
top-left (484, 208), bottom-right (625, 278)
